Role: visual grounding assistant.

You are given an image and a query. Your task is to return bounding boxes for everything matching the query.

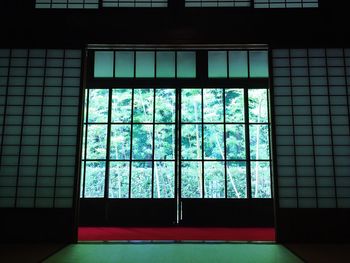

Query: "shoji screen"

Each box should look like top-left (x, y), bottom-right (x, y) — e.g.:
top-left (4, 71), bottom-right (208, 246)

top-left (185, 0), bottom-right (250, 7)
top-left (254, 0), bottom-right (318, 8)
top-left (0, 49), bottom-right (82, 208)
top-left (35, 0), bottom-right (99, 8)
top-left (273, 48), bottom-right (350, 209)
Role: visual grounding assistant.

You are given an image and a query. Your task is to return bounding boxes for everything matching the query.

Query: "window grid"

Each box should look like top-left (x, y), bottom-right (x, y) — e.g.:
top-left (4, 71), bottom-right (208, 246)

top-left (81, 49), bottom-right (272, 200)
top-left (273, 48), bottom-right (350, 209)
top-left (185, 0), bottom-right (251, 7)
top-left (103, 0), bottom-right (167, 7)
top-left (0, 49), bottom-right (82, 208)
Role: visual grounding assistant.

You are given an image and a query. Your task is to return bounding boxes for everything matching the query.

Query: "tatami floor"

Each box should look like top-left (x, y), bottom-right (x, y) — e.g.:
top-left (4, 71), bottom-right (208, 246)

top-left (1, 242), bottom-right (350, 263)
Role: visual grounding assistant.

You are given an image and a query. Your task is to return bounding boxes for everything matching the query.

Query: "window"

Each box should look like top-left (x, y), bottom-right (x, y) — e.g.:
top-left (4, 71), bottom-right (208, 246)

top-left (80, 49), bottom-right (272, 200)
top-left (254, 0), bottom-right (318, 8)
top-left (35, 0), bottom-right (99, 9)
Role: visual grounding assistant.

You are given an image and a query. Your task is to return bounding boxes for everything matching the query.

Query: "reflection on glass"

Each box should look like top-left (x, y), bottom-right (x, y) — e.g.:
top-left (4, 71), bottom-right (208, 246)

top-left (251, 161), bottom-right (271, 198)
top-left (181, 124), bottom-right (202, 160)
top-left (250, 124), bottom-right (270, 160)
top-left (153, 161), bottom-right (175, 198)
top-left (84, 161), bottom-right (105, 198)
top-left (181, 89), bottom-right (202, 122)
top-left (154, 125), bottom-right (175, 160)
top-left (156, 52), bottom-right (175, 78)
top-left (249, 89), bottom-right (268, 123)
top-left (227, 161), bottom-right (247, 198)
top-left (86, 124), bottom-right (107, 159)
top-left (88, 89), bottom-right (109, 123)
top-left (204, 161), bottom-right (225, 198)
top-left (110, 125), bottom-right (131, 160)
top-left (181, 161), bottom-right (202, 198)
top-left (203, 89), bottom-right (224, 122)
top-left (225, 89), bottom-right (244, 122)
top-left (109, 162), bottom-right (129, 198)
top-left (226, 124), bottom-right (246, 160)
top-left (132, 124), bottom-right (153, 160)
top-left (133, 89), bottom-right (154, 123)
top-left (131, 161), bottom-right (152, 198)
top-left (204, 124), bottom-right (224, 160)
top-left (112, 89), bottom-right (132, 123)
top-left (155, 89), bottom-right (176, 123)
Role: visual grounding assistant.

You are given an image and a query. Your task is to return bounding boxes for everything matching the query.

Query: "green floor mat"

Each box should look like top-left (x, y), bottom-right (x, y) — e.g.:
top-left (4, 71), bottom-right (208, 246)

top-left (44, 243), bottom-right (304, 263)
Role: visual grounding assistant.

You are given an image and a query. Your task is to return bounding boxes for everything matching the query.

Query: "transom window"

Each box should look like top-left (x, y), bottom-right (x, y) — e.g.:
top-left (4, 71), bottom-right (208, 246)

top-left (80, 48), bottom-right (272, 200)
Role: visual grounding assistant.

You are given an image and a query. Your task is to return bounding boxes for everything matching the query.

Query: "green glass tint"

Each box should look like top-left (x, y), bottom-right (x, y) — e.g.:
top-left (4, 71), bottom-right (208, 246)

top-left (133, 89), bottom-right (154, 123)
top-left (154, 125), bottom-right (175, 160)
top-left (136, 52), bottom-right (155, 78)
top-left (115, 52), bottom-right (134, 78)
top-left (181, 124), bottom-right (202, 160)
top-left (86, 124), bottom-right (107, 159)
top-left (181, 89), bottom-right (202, 123)
top-left (110, 125), bottom-right (131, 160)
top-left (155, 89), bottom-right (176, 123)
top-left (204, 124), bottom-right (224, 160)
top-left (156, 52), bottom-right (175, 78)
top-left (132, 124), bottom-right (153, 160)
top-left (94, 50), bottom-right (196, 79)
top-left (226, 124), bottom-right (246, 160)
top-left (94, 51), bottom-right (114, 78)
top-left (249, 51), bottom-right (269, 78)
top-left (208, 50), bottom-right (269, 78)
top-left (208, 51), bottom-right (227, 78)
top-left (229, 51), bottom-right (248, 78)
top-left (177, 52), bottom-right (196, 78)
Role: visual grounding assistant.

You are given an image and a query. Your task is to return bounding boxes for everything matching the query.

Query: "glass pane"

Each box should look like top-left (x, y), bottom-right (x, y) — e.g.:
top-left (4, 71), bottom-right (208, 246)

top-left (249, 89), bottom-right (268, 123)
top-left (153, 161), bottom-right (175, 198)
top-left (156, 52), bottom-right (175, 78)
top-left (86, 125), bottom-right (107, 159)
top-left (225, 89), bottom-right (244, 122)
top-left (109, 161), bottom-right (129, 198)
top-left (204, 124), bottom-right (224, 160)
top-left (115, 51), bottom-right (134, 78)
top-left (251, 161), bottom-right (271, 198)
top-left (133, 89), bottom-right (154, 123)
top-left (229, 51), bottom-right (248, 78)
top-left (154, 125), bottom-right (175, 160)
top-left (249, 51), bottom-right (269, 78)
top-left (250, 124), bottom-right (270, 160)
top-left (110, 125), bottom-right (131, 160)
top-left (208, 51), bottom-right (227, 78)
top-left (181, 89), bottom-right (202, 123)
top-left (155, 89), bottom-right (175, 123)
top-left (131, 161), bottom-right (152, 198)
top-left (177, 52), bottom-right (196, 78)
top-left (112, 89), bottom-right (132, 123)
top-left (88, 89), bottom-right (109, 123)
top-left (84, 161), bottom-right (105, 198)
top-left (132, 124), bottom-right (153, 160)
top-left (136, 51), bottom-right (155, 78)
top-left (203, 89), bottom-right (224, 122)
top-left (226, 124), bottom-right (246, 160)
top-left (181, 124), bottom-right (202, 160)
top-left (227, 161), bottom-right (247, 198)
top-left (94, 51), bottom-right (114, 78)
top-left (204, 161), bottom-right (225, 198)
top-left (181, 161), bottom-right (202, 198)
